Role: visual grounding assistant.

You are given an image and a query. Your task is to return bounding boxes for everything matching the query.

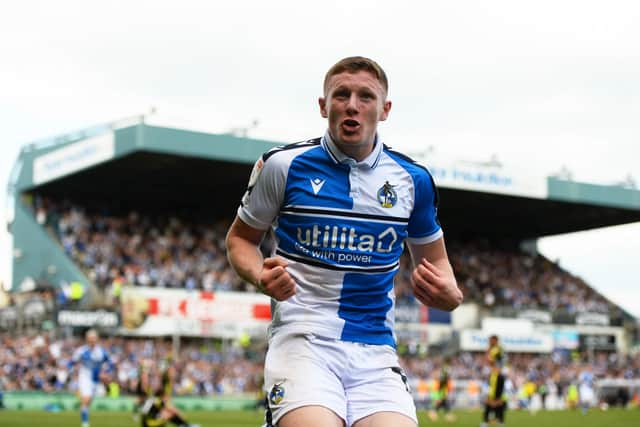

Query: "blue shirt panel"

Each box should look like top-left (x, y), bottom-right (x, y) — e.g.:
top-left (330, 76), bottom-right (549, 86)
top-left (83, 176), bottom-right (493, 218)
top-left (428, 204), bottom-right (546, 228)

top-left (384, 149), bottom-right (440, 239)
top-left (263, 141), bottom-right (441, 347)
top-left (339, 271), bottom-right (395, 346)
top-left (283, 146), bottom-right (353, 209)
top-left (272, 146), bottom-right (409, 346)
top-left (78, 346), bottom-right (110, 382)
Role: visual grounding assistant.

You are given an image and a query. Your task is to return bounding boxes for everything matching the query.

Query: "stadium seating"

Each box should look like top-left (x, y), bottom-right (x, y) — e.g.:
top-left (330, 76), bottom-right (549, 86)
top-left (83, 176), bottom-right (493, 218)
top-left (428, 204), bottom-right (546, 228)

top-left (28, 195), bottom-right (620, 321)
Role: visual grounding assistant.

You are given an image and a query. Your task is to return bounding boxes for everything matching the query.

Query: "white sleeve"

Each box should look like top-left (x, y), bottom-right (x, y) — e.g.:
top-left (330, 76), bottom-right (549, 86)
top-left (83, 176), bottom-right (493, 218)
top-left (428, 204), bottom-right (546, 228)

top-left (72, 347), bottom-right (82, 362)
top-left (237, 152), bottom-right (288, 230)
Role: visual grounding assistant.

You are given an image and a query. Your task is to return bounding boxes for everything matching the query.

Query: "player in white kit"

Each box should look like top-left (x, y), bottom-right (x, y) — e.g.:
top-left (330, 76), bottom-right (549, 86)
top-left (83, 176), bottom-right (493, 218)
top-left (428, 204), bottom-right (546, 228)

top-left (70, 329), bottom-right (113, 427)
top-left (578, 366), bottom-right (596, 414)
top-left (226, 56), bottom-right (462, 427)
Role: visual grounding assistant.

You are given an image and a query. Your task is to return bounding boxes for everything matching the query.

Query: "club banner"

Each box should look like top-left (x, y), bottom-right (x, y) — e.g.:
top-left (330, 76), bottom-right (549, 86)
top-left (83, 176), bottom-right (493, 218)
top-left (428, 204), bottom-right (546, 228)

top-left (552, 330), bottom-right (580, 350)
top-left (517, 309), bottom-right (552, 324)
top-left (57, 309), bottom-right (120, 328)
top-left (0, 307), bottom-right (19, 331)
top-left (394, 304), bottom-right (452, 324)
top-left (579, 334), bottom-right (616, 351)
top-left (575, 312), bottom-right (610, 326)
top-left (120, 287), bottom-right (271, 338)
top-left (460, 329), bottom-right (553, 353)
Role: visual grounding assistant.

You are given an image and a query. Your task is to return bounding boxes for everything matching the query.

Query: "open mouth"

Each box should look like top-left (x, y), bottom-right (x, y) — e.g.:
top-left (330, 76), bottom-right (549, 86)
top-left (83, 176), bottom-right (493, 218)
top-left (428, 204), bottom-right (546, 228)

top-left (342, 119), bottom-right (360, 133)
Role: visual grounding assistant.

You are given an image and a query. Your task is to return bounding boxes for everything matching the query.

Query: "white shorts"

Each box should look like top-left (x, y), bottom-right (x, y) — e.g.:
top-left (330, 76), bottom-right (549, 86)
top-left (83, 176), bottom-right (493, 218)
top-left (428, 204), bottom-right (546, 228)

top-left (263, 333), bottom-right (417, 427)
top-left (78, 375), bottom-right (98, 399)
top-left (579, 385), bottom-right (595, 405)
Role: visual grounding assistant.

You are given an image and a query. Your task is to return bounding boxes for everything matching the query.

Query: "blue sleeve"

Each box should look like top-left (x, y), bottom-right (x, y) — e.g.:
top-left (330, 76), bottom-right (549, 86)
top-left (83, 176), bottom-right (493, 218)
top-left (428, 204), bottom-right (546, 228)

top-left (407, 168), bottom-right (442, 243)
top-left (104, 351), bottom-right (115, 373)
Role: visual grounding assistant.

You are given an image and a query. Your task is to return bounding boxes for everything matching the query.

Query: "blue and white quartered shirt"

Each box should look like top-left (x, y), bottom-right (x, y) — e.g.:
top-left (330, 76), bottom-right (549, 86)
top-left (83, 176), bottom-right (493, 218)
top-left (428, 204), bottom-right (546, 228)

top-left (71, 344), bottom-right (113, 384)
top-left (238, 132), bottom-right (442, 348)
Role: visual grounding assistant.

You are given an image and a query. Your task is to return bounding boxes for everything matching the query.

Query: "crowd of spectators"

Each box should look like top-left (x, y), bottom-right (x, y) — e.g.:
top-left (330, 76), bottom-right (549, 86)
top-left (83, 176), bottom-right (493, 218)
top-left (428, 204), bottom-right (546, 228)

top-left (0, 333), bottom-right (263, 397)
top-left (448, 241), bottom-right (616, 315)
top-left (26, 195), bottom-right (621, 318)
top-left (5, 196), bottom-right (635, 410)
top-left (402, 350), bottom-right (640, 409)
top-left (1, 333), bottom-right (638, 406)
top-left (395, 240), bottom-right (618, 316)
top-left (402, 349), bottom-right (639, 390)
top-left (28, 195), bottom-right (246, 293)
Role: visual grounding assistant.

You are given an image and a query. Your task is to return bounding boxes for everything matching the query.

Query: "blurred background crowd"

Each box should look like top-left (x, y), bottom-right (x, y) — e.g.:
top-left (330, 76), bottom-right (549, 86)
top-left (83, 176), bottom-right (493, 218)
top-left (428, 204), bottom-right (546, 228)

top-left (0, 194), bottom-right (635, 411)
top-left (27, 195), bottom-right (622, 321)
top-left (1, 333), bottom-right (638, 406)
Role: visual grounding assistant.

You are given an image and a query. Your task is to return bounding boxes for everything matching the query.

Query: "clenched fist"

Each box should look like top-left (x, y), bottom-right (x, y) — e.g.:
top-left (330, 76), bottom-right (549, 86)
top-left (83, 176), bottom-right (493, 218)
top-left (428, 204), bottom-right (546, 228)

top-left (257, 257), bottom-right (297, 301)
top-left (411, 258), bottom-right (462, 311)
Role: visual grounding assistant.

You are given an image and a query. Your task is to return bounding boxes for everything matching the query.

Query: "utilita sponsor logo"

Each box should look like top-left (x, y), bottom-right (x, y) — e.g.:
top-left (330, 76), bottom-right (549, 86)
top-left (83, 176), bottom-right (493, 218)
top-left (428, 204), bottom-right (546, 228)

top-left (296, 225), bottom-right (397, 253)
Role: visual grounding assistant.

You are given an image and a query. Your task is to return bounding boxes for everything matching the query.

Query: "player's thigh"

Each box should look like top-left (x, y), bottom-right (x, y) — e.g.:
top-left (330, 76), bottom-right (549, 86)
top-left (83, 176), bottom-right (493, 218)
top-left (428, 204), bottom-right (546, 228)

top-left (352, 411), bottom-right (416, 427)
top-left (144, 413), bottom-right (169, 427)
top-left (78, 378), bottom-right (95, 404)
top-left (78, 387), bottom-right (94, 406)
top-left (346, 366), bottom-right (417, 426)
top-left (264, 334), bottom-right (347, 425)
top-left (160, 407), bottom-right (176, 420)
top-left (496, 403), bottom-right (506, 420)
top-left (80, 395), bottom-right (93, 406)
top-left (279, 405), bottom-right (345, 427)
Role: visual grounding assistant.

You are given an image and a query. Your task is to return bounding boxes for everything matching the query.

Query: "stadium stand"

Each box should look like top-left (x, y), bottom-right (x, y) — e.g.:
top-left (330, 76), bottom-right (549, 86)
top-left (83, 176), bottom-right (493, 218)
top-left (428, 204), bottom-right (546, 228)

top-left (24, 194), bottom-right (245, 293)
top-left (4, 122), bottom-right (640, 411)
top-left (23, 194), bottom-right (624, 322)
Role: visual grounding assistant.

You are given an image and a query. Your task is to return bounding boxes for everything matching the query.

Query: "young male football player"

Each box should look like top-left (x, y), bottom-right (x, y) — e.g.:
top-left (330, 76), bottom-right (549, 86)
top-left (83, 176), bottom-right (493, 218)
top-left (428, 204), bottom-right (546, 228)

top-left (226, 56), bottom-right (462, 427)
top-left (70, 329), bottom-right (113, 427)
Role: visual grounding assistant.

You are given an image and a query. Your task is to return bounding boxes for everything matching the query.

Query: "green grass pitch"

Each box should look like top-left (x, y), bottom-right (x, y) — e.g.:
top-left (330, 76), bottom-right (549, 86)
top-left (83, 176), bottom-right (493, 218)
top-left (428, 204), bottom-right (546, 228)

top-left (0, 408), bottom-right (637, 427)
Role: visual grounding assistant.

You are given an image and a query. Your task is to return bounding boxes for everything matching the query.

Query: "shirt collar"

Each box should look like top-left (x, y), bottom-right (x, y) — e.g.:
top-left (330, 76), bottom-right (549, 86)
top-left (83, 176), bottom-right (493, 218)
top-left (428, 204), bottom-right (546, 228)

top-left (321, 130), bottom-right (383, 168)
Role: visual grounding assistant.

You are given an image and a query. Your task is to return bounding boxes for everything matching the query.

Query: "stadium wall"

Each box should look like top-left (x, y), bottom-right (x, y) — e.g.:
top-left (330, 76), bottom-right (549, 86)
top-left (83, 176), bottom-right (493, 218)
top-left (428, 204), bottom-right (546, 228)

top-left (3, 391), bottom-right (257, 411)
top-left (11, 200), bottom-right (89, 294)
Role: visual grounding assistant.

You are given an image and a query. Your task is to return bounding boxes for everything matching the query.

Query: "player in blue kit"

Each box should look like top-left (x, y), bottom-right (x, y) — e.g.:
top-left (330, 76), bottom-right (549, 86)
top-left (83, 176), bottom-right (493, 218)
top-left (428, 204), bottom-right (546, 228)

top-left (226, 56), bottom-right (462, 427)
top-left (70, 329), bottom-right (113, 427)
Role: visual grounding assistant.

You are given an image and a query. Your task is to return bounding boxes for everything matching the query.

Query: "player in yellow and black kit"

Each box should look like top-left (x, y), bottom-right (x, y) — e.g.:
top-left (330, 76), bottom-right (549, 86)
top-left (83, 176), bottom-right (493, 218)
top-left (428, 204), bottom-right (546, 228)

top-left (132, 359), bottom-right (152, 421)
top-left (139, 357), bottom-right (198, 427)
top-left (428, 357), bottom-right (456, 422)
top-left (480, 363), bottom-right (507, 427)
top-left (487, 335), bottom-right (505, 368)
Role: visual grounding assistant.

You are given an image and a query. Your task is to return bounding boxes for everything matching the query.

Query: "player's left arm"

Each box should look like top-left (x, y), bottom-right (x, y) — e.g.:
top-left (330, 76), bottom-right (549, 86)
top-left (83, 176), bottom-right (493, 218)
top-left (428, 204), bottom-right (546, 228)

top-left (104, 349), bottom-right (115, 371)
top-left (101, 349), bottom-right (115, 382)
top-left (409, 237), bottom-right (463, 311)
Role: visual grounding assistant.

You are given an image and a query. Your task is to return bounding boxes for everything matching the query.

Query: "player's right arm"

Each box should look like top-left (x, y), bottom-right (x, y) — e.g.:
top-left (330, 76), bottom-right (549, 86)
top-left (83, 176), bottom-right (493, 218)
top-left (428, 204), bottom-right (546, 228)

top-left (225, 150), bottom-right (295, 301)
top-left (68, 346), bottom-right (83, 370)
top-left (226, 218), bottom-right (296, 301)
top-left (409, 238), bottom-right (462, 311)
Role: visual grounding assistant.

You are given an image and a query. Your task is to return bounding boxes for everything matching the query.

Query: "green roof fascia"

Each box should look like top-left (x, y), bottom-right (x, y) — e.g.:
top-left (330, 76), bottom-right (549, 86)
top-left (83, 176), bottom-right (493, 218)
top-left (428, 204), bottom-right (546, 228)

top-left (9, 124), bottom-right (283, 194)
top-left (132, 125), bottom-right (280, 164)
top-left (547, 177), bottom-right (640, 210)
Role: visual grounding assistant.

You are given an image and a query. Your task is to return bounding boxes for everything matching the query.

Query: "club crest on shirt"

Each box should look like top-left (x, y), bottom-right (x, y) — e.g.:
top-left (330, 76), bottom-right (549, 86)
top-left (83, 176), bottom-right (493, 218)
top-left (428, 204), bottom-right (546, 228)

top-left (377, 181), bottom-right (398, 208)
top-left (269, 382), bottom-right (285, 405)
top-left (248, 157), bottom-right (264, 188)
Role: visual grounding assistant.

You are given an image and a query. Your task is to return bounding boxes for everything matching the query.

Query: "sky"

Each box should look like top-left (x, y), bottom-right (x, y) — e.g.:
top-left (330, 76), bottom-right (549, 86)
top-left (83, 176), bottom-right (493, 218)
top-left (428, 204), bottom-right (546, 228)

top-left (1, 0), bottom-right (639, 317)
